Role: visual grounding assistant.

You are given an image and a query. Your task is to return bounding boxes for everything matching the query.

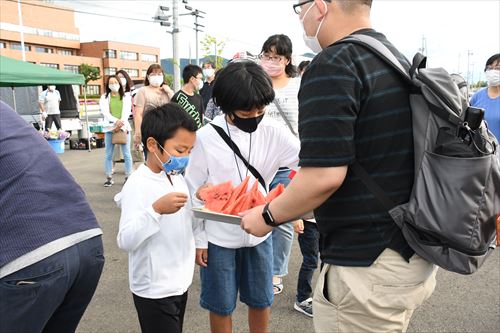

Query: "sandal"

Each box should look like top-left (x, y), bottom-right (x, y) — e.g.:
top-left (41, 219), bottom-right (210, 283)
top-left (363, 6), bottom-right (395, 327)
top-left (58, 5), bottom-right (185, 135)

top-left (273, 277), bottom-right (283, 295)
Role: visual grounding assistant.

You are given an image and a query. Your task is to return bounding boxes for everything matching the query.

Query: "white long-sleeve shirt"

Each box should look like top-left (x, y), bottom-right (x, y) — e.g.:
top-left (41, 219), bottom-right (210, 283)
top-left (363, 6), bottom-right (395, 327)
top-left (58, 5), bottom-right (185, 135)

top-left (115, 164), bottom-right (195, 299)
top-left (185, 114), bottom-right (300, 249)
top-left (99, 92), bottom-right (132, 132)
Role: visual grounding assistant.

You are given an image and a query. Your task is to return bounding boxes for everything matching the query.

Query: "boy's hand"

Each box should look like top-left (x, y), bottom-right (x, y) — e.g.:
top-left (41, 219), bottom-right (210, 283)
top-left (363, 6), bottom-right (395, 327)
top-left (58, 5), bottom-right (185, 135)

top-left (152, 192), bottom-right (188, 215)
top-left (196, 183), bottom-right (213, 201)
top-left (196, 248), bottom-right (208, 267)
top-left (294, 220), bottom-right (304, 234)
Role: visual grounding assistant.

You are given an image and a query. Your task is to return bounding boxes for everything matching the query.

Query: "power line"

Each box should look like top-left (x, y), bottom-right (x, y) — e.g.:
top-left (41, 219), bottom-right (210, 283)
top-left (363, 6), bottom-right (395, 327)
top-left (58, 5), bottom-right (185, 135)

top-left (4, 0), bottom-right (156, 23)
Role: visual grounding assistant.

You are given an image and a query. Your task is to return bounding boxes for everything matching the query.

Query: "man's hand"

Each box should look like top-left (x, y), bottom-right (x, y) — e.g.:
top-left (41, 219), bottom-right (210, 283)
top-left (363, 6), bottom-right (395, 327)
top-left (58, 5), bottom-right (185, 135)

top-left (195, 248), bottom-right (208, 267)
top-left (152, 192), bottom-right (188, 215)
top-left (294, 220), bottom-right (304, 234)
top-left (240, 204), bottom-right (273, 237)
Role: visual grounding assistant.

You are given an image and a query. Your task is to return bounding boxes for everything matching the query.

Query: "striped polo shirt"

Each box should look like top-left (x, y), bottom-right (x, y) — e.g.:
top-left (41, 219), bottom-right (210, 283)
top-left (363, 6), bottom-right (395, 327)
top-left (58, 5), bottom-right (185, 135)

top-left (298, 29), bottom-right (414, 267)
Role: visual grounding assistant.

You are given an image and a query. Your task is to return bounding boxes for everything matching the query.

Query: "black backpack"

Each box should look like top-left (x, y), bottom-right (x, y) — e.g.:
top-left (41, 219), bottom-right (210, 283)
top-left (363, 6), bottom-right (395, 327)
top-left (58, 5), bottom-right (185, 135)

top-left (339, 34), bottom-right (500, 274)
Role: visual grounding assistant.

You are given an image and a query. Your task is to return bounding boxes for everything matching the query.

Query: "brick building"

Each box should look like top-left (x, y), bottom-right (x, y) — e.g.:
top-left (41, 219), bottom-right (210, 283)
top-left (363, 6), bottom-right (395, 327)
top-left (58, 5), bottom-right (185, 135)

top-left (0, 0), bottom-right (159, 95)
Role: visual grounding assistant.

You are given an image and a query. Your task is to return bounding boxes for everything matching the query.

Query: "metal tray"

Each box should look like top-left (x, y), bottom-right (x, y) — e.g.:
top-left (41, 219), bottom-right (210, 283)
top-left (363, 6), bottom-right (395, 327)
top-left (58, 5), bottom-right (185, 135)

top-left (192, 207), bottom-right (242, 225)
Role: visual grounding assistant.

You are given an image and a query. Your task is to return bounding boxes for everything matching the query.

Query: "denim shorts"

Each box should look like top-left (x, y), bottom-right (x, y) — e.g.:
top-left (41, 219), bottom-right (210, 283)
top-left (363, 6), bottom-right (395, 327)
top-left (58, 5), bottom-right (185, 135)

top-left (199, 237), bottom-right (274, 316)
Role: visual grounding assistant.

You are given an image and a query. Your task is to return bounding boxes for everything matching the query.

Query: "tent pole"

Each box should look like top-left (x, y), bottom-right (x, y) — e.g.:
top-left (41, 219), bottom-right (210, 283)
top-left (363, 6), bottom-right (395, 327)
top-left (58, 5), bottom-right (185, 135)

top-left (83, 87), bottom-right (91, 152)
top-left (11, 87), bottom-right (17, 112)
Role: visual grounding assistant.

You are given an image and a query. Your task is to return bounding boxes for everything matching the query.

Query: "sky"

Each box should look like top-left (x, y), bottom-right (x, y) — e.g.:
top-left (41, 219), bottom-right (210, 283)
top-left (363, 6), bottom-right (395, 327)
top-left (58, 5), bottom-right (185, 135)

top-left (53, 0), bottom-right (500, 82)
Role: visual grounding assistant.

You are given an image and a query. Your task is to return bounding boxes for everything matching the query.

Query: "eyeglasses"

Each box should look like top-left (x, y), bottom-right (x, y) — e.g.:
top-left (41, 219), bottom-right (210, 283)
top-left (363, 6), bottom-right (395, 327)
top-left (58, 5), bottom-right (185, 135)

top-left (293, 0), bottom-right (314, 15)
top-left (258, 54), bottom-right (285, 63)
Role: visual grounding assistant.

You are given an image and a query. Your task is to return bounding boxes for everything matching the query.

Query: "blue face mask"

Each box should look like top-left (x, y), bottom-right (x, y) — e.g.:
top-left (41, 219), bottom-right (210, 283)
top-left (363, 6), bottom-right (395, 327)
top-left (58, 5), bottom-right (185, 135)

top-left (154, 141), bottom-right (189, 175)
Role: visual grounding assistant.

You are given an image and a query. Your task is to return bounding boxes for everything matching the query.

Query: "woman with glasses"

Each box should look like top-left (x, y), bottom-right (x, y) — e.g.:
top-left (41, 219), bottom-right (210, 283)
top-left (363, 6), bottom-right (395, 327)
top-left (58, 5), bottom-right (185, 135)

top-left (259, 35), bottom-right (316, 315)
top-left (470, 53), bottom-right (500, 138)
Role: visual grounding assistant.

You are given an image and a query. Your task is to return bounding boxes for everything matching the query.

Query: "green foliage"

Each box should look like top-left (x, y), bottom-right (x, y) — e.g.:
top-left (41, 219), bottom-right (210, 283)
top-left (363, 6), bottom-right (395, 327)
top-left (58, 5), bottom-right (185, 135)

top-left (164, 73), bottom-right (173, 88)
top-left (200, 34), bottom-right (226, 69)
top-left (472, 80), bottom-right (487, 88)
top-left (79, 64), bottom-right (101, 85)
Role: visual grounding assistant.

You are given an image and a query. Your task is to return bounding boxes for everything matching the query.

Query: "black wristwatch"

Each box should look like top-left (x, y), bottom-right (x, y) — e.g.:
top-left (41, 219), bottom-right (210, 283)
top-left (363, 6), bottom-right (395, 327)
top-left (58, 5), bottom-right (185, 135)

top-left (262, 202), bottom-right (280, 227)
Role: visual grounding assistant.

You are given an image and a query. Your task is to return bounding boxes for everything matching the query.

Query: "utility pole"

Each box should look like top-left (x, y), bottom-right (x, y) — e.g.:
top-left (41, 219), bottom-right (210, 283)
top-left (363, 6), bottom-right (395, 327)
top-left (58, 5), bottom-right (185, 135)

top-left (467, 49), bottom-right (473, 89)
top-left (172, 0), bottom-right (181, 92)
top-left (193, 11), bottom-right (205, 66)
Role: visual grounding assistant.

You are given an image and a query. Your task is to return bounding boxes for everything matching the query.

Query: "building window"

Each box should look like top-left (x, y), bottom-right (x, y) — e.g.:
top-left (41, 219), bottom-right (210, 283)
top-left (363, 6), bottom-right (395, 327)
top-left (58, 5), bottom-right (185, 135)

top-left (123, 68), bottom-right (139, 77)
top-left (141, 70), bottom-right (147, 78)
top-left (35, 46), bottom-right (53, 54)
top-left (40, 63), bottom-right (59, 69)
top-left (0, 22), bottom-right (79, 41)
top-left (85, 85), bottom-right (100, 95)
top-left (104, 67), bottom-right (117, 75)
top-left (103, 49), bottom-right (116, 58)
top-left (141, 53), bottom-right (157, 62)
top-left (10, 43), bottom-right (31, 51)
top-left (64, 65), bottom-right (79, 74)
top-left (120, 51), bottom-right (138, 61)
top-left (59, 49), bottom-right (73, 56)
top-left (0, 41), bottom-right (6, 49)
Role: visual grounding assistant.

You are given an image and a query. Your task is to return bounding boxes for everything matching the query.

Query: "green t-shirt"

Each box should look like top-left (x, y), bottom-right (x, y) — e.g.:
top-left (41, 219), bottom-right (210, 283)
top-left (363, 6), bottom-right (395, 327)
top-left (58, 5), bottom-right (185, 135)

top-left (109, 94), bottom-right (123, 119)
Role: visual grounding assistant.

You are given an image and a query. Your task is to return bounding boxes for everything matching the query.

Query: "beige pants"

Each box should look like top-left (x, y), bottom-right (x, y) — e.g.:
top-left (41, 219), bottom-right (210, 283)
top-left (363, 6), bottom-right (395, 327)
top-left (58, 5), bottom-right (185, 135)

top-left (313, 249), bottom-right (437, 333)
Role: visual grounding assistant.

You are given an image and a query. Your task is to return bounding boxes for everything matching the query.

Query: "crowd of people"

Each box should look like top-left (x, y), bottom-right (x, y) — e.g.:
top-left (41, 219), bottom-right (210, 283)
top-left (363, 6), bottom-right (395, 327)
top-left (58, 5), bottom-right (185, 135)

top-left (1, 0), bottom-right (499, 333)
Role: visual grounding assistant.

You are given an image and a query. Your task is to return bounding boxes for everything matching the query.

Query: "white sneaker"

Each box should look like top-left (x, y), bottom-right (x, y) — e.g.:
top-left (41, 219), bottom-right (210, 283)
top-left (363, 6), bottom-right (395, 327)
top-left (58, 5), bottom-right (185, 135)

top-left (294, 297), bottom-right (313, 317)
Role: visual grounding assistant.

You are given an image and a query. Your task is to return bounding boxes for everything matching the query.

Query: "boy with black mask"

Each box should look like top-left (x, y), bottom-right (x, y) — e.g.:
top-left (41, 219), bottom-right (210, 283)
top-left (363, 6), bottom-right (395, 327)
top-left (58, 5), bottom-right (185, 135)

top-left (185, 61), bottom-right (300, 333)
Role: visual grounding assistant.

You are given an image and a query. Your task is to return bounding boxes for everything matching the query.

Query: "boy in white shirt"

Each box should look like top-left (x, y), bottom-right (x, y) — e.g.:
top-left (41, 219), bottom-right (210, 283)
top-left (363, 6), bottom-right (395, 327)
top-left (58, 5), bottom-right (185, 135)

top-left (185, 61), bottom-right (300, 333)
top-left (116, 103), bottom-right (197, 333)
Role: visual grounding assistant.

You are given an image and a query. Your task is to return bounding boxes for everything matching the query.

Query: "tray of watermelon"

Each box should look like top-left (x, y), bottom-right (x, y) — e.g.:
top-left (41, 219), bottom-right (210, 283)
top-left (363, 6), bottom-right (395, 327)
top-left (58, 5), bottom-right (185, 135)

top-left (193, 176), bottom-right (285, 225)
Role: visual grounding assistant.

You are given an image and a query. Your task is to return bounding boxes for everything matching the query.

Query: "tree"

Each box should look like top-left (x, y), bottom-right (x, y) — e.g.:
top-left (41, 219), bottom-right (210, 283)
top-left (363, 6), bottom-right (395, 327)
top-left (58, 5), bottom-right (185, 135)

top-left (200, 34), bottom-right (226, 69)
top-left (79, 63), bottom-right (101, 86)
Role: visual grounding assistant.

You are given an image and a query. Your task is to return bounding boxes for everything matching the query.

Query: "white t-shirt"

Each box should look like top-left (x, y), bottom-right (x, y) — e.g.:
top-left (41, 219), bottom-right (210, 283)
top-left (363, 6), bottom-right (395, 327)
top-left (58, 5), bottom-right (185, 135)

top-left (115, 164), bottom-right (195, 299)
top-left (185, 114), bottom-right (300, 249)
top-left (38, 89), bottom-right (61, 115)
top-left (265, 77), bottom-right (301, 137)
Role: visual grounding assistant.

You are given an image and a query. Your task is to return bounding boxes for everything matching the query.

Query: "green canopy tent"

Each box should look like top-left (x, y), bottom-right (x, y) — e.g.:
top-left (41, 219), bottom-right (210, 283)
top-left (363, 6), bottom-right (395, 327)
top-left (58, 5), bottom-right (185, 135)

top-left (0, 55), bottom-right (92, 151)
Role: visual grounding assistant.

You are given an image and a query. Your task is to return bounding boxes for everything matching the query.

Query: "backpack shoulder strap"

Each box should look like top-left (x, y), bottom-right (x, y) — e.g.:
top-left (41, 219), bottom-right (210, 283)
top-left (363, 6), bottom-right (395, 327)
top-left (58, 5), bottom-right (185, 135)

top-left (351, 161), bottom-right (395, 211)
top-left (339, 34), bottom-right (413, 84)
top-left (210, 123), bottom-right (267, 191)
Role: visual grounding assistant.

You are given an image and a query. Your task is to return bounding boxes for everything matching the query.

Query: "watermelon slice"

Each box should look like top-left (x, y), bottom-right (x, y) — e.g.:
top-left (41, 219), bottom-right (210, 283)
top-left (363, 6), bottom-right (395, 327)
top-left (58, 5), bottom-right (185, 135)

top-left (199, 181), bottom-right (233, 213)
top-left (225, 192), bottom-right (251, 215)
top-left (221, 176), bottom-right (250, 214)
top-left (265, 183), bottom-right (285, 203)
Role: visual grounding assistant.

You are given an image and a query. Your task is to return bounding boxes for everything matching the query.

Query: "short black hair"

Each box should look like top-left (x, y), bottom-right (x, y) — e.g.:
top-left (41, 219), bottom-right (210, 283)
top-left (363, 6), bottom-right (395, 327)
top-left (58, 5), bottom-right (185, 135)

top-left (261, 34), bottom-right (297, 78)
top-left (203, 61), bottom-right (215, 69)
top-left (484, 53), bottom-right (500, 71)
top-left (141, 102), bottom-right (197, 151)
top-left (182, 64), bottom-right (203, 84)
top-left (212, 61), bottom-right (275, 114)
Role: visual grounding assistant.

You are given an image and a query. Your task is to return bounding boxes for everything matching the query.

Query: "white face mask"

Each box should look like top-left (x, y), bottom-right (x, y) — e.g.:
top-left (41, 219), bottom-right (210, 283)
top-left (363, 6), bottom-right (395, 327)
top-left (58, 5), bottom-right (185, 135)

top-left (109, 83), bottom-right (120, 92)
top-left (119, 77), bottom-right (127, 87)
top-left (485, 69), bottom-right (500, 87)
top-left (196, 78), bottom-right (204, 90)
top-left (48, 85), bottom-right (56, 91)
top-left (301, 1), bottom-right (327, 54)
top-left (203, 68), bottom-right (215, 78)
top-left (149, 74), bottom-right (164, 87)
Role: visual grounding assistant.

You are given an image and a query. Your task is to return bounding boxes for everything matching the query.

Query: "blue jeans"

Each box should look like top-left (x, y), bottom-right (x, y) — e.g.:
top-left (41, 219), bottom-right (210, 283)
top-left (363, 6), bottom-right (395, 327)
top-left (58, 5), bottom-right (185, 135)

top-left (0, 236), bottom-right (104, 333)
top-left (104, 131), bottom-right (133, 177)
top-left (296, 221), bottom-right (320, 302)
top-left (199, 238), bottom-right (274, 316)
top-left (269, 169), bottom-right (294, 277)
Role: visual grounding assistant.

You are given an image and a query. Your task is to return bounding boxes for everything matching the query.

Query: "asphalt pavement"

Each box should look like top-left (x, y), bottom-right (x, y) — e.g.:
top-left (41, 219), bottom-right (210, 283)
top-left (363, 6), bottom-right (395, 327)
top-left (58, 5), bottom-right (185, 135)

top-left (58, 148), bottom-right (499, 333)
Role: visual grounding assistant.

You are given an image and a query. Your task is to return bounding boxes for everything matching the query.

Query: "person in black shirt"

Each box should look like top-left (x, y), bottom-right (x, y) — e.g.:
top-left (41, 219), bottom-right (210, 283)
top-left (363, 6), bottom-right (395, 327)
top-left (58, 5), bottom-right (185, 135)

top-left (199, 61), bottom-right (216, 109)
top-left (172, 64), bottom-right (205, 129)
top-left (241, 1), bottom-right (437, 332)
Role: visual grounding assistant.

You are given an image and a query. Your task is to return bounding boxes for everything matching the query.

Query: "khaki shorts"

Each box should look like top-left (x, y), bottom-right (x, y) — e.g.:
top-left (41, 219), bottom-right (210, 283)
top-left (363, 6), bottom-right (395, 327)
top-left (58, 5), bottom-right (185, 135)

top-left (313, 249), bottom-right (437, 333)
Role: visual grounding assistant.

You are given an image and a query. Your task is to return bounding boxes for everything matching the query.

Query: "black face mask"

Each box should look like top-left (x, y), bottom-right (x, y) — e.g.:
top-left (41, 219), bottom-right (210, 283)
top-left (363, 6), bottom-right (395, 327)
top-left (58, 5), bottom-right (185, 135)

top-left (231, 113), bottom-right (264, 133)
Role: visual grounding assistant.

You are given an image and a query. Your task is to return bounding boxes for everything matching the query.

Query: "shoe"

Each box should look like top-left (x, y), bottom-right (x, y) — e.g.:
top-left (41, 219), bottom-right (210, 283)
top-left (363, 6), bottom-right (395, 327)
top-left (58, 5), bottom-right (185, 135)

top-left (103, 177), bottom-right (114, 187)
top-left (273, 277), bottom-right (283, 295)
top-left (294, 298), bottom-right (313, 318)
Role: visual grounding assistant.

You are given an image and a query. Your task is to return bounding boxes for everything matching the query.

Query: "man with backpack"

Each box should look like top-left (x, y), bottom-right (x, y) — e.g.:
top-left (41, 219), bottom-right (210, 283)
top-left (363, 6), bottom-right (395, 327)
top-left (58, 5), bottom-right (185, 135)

top-left (241, 1), bottom-right (438, 332)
